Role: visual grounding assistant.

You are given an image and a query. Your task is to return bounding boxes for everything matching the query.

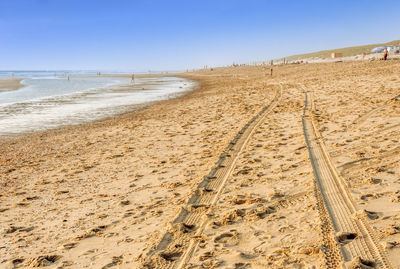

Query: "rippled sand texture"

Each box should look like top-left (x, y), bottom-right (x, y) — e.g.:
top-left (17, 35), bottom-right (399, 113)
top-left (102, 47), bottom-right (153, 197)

top-left (1, 60), bottom-right (399, 268)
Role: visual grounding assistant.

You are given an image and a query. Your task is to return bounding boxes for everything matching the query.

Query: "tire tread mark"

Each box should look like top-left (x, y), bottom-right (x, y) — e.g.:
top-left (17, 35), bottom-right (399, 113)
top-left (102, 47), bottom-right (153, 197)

top-left (349, 91), bottom-right (400, 130)
top-left (141, 84), bottom-right (282, 269)
top-left (301, 85), bottom-right (392, 269)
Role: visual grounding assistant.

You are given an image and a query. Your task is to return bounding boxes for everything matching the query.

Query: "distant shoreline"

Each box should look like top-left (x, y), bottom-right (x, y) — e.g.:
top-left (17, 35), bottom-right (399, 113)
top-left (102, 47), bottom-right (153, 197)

top-left (0, 78), bottom-right (24, 92)
top-left (0, 74), bottom-right (176, 93)
top-left (0, 75), bottom-right (197, 139)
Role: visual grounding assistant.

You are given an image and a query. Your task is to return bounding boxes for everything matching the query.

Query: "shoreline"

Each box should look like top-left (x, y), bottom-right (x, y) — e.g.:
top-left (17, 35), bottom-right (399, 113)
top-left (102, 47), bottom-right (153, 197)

top-left (0, 73), bottom-right (203, 146)
top-left (0, 74), bottom-right (178, 94)
top-left (0, 78), bottom-right (24, 92)
top-left (0, 75), bottom-right (198, 140)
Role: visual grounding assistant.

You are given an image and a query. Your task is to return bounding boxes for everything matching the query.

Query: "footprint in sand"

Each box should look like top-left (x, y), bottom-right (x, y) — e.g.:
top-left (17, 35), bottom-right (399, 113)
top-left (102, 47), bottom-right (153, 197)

top-left (363, 210), bottom-right (380, 220)
top-left (235, 262), bottom-right (251, 269)
top-left (25, 255), bottom-right (62, 267)
top-left (214, 230), bottom-right (239, 247)
top-left (346, 257), bottom-right (376, 269)
top-left (239, 251), bottom-right (258, 259)
top-left (62, 242), bottom-right (77, 250)
top-left (336, 232), bottom-right (358, 245)
top-left (383, 241), bottom-right (400, 249)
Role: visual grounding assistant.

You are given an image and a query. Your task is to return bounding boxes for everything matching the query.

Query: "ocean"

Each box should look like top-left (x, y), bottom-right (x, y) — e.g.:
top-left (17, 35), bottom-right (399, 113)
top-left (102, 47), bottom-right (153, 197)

top-left (0, 71), bottom-right (195, 137)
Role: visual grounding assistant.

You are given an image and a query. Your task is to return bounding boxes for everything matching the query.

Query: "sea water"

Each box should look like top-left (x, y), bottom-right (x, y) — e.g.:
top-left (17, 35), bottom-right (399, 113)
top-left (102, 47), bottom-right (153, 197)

top-left (0, 74), bottom-right (195, 137)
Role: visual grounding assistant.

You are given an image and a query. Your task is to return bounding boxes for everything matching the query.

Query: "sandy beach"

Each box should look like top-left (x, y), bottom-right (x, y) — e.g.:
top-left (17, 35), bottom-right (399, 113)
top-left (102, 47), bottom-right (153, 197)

top-left (0, 79), bottom-right (24, 92)
top-left (1, 60), bottom-right (400, 268)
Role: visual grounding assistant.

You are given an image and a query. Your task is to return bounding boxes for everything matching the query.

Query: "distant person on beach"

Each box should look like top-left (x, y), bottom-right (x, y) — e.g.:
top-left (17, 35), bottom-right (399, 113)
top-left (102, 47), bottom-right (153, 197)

top-left (270, 68), bottom-right (273, 77)
top-left (131, 74), bottom-right (135, 84)
top-left (383, 48), bottom-right (388, 60)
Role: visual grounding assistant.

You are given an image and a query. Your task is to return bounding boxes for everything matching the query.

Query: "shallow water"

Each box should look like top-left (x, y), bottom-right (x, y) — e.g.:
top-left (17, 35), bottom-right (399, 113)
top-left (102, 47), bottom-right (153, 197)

top-left (0, 76), bottom-right (195, 137)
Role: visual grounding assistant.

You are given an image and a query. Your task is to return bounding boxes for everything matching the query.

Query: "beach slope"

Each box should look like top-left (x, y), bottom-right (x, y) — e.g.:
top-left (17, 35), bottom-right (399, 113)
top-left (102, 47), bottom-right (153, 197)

top-left (1, 60), bottom-right (400, 268)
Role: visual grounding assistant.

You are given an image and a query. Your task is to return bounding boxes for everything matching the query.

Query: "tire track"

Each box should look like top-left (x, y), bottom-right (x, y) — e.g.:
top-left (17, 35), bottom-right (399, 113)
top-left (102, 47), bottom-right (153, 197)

top-left (301, 86), bottom-right (392, 268)
top-left (349, 92), bottom-right (400, 130)
top-left (141, 84), bottom-right (282, 269)
top-left (337, 146), bottom-right (400, 173)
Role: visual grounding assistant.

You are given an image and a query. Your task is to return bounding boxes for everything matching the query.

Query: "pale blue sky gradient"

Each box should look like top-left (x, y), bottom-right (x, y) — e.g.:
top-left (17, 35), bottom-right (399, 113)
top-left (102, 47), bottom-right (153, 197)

top-left (1, 0), bottom-right (399, 71)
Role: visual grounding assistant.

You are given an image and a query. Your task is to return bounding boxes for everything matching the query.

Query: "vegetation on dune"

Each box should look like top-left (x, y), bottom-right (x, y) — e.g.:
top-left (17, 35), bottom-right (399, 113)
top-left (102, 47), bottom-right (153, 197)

top-left (281, 39), bottom-right (400, 61)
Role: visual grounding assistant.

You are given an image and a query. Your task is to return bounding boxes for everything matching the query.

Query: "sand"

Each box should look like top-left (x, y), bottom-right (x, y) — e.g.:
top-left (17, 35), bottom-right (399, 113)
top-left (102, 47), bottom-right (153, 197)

top-left (0, 60), bottom-right (399, 268)
top-left (0, 79), bottom-right (24, 92)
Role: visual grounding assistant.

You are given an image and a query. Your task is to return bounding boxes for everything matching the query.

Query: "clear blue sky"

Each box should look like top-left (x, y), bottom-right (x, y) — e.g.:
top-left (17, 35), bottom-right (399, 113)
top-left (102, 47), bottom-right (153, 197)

top-left (1, 0), bottom-right (399, 71)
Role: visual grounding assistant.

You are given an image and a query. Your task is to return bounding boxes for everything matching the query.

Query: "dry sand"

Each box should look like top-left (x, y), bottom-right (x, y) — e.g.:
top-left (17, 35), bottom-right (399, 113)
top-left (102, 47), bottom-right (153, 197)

top-left (0, 60), bottom-right (399, 268)
top-left (0, 79), bottom-right (24, 92)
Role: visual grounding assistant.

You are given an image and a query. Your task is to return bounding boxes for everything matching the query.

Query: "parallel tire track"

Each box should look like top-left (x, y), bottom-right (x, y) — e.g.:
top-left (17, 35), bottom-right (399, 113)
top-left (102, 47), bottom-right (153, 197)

top-left (141, 84), bottom-right (282, 269)
top-left (301, 86), bottom-right (392, 268)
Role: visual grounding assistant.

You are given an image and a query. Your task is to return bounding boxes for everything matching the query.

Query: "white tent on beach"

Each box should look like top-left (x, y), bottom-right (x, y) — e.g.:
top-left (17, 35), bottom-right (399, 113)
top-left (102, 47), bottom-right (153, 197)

top-left (371, 46), bottom-right (387, 53)
top-left (371, 45), bottom-right (400, 53)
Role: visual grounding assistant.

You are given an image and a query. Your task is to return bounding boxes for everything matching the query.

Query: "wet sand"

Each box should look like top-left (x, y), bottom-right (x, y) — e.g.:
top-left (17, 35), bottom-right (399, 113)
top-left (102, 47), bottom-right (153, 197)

top-left (0, 79), bottom-right (24, 92)
top-left (1, 60), bottom-right (400, 268)
top-left (0, 77), bottom-right (194, 138)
